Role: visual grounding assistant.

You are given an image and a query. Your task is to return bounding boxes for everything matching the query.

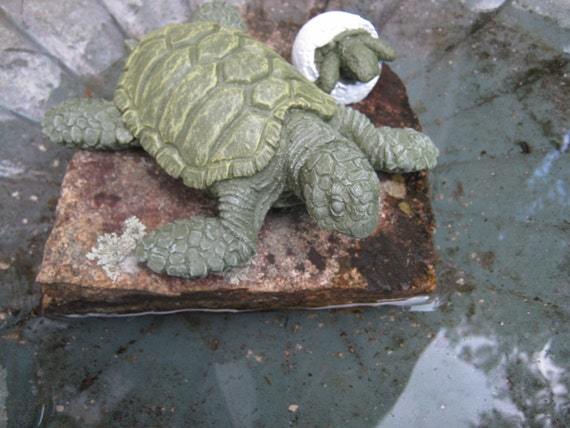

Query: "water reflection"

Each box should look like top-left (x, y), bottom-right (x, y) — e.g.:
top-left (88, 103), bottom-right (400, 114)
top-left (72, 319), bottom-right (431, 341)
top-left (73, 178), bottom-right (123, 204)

top-left (378, 328), bottom-right (523, 427)
top-left (526, 135), bottom-right (570, 218)
top-left (533, 339), bottom-right (569, 419)
top-left (379, 324), bottom-right (568, 427)
top-left (213, 360), bottom-right (258, 427)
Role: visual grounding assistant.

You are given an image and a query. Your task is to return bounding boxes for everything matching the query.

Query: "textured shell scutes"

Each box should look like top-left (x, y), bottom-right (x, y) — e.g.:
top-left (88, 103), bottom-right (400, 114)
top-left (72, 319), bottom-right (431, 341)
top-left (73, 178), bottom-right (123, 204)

top-left (264, 57), bottom-right (338, 121)
top-left (115, 22), bottom-right (338, 189)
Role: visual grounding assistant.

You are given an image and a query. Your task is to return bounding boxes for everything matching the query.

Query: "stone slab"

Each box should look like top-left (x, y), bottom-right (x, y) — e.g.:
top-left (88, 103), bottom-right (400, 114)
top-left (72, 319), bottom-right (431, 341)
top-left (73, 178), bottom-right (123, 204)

top-left (36, 16), bottom-right (437, 315)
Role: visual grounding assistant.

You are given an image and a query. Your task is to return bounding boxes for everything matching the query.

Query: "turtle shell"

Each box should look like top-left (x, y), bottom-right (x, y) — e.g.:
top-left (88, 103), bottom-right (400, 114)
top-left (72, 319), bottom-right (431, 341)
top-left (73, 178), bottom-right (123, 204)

top-left (114, 21), bottom-right (339, 189)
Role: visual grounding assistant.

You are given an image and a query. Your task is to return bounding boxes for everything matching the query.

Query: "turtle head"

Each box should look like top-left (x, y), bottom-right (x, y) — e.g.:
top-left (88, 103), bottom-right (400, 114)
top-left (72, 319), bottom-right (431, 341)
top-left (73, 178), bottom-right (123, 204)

top-left (300, 141), bottom-right (380, 239)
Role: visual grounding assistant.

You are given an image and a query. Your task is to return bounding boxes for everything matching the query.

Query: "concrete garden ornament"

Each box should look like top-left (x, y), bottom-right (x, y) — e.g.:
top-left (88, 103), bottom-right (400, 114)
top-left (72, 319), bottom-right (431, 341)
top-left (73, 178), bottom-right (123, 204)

top-left (42, 2), bottom-right (438, 278)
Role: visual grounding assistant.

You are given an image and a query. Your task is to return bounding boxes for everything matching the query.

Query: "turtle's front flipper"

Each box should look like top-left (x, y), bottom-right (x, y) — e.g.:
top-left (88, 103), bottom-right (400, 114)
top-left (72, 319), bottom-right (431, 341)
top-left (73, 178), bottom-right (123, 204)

top-left (42, 98), bottom-right (138, 150)
top-left (135, 216), bottom-right (256, 278)
top-left (136, 156), bottom-right (285, 278)
top-left (330, 105), bottom-right (438, 173)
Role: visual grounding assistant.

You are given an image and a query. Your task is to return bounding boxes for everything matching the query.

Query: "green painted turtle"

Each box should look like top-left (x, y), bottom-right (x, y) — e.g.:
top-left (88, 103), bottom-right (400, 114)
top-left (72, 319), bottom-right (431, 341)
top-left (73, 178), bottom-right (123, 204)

top-left (42, 2), bottom-right (438, 278)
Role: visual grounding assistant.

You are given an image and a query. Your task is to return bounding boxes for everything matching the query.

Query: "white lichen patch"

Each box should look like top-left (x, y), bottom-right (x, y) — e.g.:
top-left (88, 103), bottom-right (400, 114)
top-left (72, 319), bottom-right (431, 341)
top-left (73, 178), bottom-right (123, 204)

top-left (382, 175), bottom-right (407, 199)
top-left (86, 216), bottom-right (146, 282)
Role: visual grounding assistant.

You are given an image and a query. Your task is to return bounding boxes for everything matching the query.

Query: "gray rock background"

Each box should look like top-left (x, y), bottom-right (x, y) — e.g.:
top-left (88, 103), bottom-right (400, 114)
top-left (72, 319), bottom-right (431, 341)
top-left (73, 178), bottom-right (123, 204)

top-left (1, 0), bottom-right (569, 426)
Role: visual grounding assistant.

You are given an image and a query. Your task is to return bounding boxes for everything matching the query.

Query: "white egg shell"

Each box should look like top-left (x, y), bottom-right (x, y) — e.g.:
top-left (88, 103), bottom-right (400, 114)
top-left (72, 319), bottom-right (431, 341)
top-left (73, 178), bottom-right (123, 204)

top-left (292, 11), bottom-right (381, 105)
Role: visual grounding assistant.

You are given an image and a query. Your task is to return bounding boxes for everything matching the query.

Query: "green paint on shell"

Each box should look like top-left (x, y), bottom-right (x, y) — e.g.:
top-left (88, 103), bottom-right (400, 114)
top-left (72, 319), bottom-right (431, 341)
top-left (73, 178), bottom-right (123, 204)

top-left (115, 22), bottom-right (338, 189)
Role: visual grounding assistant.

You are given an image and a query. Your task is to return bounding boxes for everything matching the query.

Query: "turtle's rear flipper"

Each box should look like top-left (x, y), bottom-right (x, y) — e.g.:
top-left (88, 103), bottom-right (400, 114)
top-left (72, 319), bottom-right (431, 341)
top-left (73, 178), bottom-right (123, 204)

top-left (42, 98), bottom-right (138, 150)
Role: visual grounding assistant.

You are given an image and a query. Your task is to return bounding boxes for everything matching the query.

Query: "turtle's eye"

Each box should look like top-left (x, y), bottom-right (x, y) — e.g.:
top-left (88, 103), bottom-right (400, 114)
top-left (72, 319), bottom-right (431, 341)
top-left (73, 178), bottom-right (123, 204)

top-left (331, 199), bottom-right (345, 217)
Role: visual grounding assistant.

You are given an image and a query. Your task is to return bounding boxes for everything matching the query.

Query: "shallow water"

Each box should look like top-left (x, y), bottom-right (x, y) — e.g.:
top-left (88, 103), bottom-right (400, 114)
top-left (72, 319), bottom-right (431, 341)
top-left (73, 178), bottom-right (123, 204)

top-left (1, 1), bottom-right (569, 426)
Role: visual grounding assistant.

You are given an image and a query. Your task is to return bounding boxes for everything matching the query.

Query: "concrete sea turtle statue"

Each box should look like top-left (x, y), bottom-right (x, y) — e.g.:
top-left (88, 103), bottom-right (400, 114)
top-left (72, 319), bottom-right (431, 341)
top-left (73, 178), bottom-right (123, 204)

top-left (42, 2), bottom-right (438, 278)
